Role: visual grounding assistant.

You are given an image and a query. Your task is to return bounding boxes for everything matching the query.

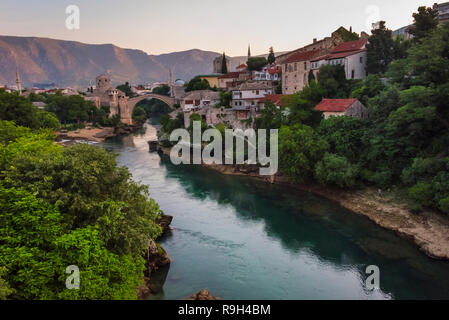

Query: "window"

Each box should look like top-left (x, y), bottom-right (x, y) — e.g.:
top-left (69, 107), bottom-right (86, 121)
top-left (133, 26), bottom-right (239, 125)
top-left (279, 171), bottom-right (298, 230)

top-left (294, 63), bottom-right (297, 71)
top-left (294, 74), bottom-right (297, 83)
top-left (256, 90), bottom-right (259, 95)
top-left (304, 73), bottom-right (307, 84)
top-left (304, 62), bottom-right (307, 70)
top-left (360, 56), bottom-right (364, 64)
top-left (351, 70), bottom-right (355, 79)
top-left (285, 64), bottom-right (288, 72)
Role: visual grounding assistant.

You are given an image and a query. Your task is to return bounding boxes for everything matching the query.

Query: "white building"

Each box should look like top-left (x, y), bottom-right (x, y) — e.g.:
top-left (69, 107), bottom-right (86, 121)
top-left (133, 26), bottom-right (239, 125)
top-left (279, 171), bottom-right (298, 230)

top-left (181, 90), bottom-right (220, 112)
top-left (252, 64), bottom-right (282, 81)
top-left (231, 81), bottom-right (274, 110)
top-left (311, 39), bottom-right (368, 80)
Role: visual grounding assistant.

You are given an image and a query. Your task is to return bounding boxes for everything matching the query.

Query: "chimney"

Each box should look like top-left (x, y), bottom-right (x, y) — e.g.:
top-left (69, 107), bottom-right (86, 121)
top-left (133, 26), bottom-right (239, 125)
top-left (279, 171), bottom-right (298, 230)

top-left (313, 38), bottom-right (317, 43)
top-left (350, 26), bottom-right (353, 33)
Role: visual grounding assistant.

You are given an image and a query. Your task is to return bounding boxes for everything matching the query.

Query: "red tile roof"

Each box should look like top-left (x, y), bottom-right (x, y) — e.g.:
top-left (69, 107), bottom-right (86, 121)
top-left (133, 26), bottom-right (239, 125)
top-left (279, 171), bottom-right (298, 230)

top-left (236, 63), bottom-right (247, 69)
top-left (331, 39), bottom-right (367, 53)
top-left (328, 49), bottom-right (365, 59)
top-left (257, 94), bottom-right (290, 107)
top-left (284, 50), bottom-right (323, 63)
top-left (314, 98), bottom-right (358, 112)
top-left (219, 71), bottom-right (243, 79)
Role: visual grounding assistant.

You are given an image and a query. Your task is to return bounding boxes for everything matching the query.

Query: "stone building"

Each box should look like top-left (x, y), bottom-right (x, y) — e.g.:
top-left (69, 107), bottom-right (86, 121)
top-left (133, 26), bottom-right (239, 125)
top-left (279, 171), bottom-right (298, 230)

top-left (434, 2), bottom-right (449, 24)
top-left (276, 27), bottom-right (353, 65)
top-left (213, 55), bottom-right (231, 74)
top-left (314, 98), bottom-right (367, 119)
top-left (281, 50), bottom-right (324, 94)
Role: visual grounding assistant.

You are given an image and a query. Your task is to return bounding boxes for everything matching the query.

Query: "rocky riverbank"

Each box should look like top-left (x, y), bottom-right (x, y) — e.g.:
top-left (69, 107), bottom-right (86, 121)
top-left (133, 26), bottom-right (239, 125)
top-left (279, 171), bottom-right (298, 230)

top-left (155, 145), bottom-right (449, 260)
top-left (56, 122), bottom-right (145, 144)
top-left (137, 213), bottom-right (173, 300)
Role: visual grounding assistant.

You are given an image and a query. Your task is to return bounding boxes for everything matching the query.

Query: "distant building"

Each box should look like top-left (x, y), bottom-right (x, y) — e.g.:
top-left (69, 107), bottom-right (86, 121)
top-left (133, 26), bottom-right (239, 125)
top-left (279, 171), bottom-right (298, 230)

top-left (218, 71), bottom-right (251, 89)
top-left (393, 24), bottom-right (415, 40)
top-left (32, 101), bottom-right (47, 110)
top-left (197, 74), bottom-right (222, 88)
top-left (252, 64), bottom-right (282, 82)
top-left (231, 81), bottom-right (274, 117)
top-left (314, 98), bottom-right (367, 119)
top-left (181, 90), bottom-right (220, 112)
top-left (434, 2), bottom-right (449, 24)
top-left (213, 55), bottom-right (230, 74)
top-left (282, 50), bottom-right (324, 94)
top-left (311, 39), bottom-right (368, 80)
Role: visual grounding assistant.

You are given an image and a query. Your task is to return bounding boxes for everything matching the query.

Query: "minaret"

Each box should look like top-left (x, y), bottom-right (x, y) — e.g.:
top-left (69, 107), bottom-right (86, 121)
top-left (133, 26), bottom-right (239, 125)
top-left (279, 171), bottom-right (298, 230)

top-left (169, 66), bottom-right (174, 98)
top-left (169, 66), bottom-right (173, 86)
top-left (248, 44), bottom-right (251, 60)
top-left (15, 69), bottom-right (22, 95)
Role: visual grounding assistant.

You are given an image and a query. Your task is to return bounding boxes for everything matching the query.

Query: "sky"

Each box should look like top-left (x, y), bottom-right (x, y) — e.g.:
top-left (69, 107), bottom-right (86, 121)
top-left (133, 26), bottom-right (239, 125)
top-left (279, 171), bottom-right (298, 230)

top-left (0, 0), bottom-right (438, 56)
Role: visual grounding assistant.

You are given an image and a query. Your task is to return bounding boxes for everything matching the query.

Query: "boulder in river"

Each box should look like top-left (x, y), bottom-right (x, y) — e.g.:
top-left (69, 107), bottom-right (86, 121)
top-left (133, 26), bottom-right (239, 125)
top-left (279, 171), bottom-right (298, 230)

top-left (186, 289), bottom-right (219, 300)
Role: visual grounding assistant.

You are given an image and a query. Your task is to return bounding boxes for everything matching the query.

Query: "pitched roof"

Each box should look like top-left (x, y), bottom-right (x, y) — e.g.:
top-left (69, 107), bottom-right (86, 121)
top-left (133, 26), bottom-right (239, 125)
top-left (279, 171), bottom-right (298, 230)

top-left (236, 63), bottom-right (247, 70)
top-left (314, 98), bottom-right (358, 112)
top-left (183, 90), bottom-right (220, 101)
top-left (231, 81), bottom-right (273, 91)
top-left (284, 50), bottom-right (323, 63)
top-left (219, 71), bottom-right (245, 79)
top-left (331, 39), bottom-right (367, 54)
top-left (257, 94), bottom-right (290, 107)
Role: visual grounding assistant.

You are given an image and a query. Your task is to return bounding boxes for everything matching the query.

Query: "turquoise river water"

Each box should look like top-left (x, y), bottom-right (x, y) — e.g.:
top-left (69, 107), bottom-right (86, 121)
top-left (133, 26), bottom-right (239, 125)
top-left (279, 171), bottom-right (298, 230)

top-left (102, 120), bottom-right (449, 300)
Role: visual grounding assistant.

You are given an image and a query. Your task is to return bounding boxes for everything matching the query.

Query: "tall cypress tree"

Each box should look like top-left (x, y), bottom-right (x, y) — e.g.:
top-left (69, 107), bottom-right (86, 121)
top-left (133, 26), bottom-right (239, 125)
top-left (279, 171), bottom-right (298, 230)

top-left (221, 52), bottom-right (228, 74)
top-left (268, 47), bottom-right (276, 64)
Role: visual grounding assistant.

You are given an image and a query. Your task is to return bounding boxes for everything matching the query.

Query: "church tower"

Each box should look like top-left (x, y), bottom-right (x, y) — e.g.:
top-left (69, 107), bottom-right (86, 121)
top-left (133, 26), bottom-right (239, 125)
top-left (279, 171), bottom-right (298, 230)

top-left (15, 69), bottom-right (22, 95)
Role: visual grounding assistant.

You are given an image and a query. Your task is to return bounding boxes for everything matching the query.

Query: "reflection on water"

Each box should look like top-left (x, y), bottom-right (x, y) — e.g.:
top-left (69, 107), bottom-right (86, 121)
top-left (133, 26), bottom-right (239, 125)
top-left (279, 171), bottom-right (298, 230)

top-left (103, 122), bottom-right (449, 300)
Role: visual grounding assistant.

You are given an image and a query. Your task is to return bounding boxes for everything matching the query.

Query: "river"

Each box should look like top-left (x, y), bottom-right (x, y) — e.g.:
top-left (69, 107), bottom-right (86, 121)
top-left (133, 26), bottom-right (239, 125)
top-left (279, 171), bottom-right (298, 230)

top-left (102, 120), bottom-right (449, 300)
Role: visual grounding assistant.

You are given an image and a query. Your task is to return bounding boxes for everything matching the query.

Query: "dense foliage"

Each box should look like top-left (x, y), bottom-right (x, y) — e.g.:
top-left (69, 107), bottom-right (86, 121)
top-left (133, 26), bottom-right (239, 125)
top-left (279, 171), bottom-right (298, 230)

top-left (0, 118), bottom-right (163, 299)
top-left (0, 91), bottom-right (59, 130)
top-left (258, 16), bottom-right (449, 215)
top-left (246, 57), bottom-right (268, 71)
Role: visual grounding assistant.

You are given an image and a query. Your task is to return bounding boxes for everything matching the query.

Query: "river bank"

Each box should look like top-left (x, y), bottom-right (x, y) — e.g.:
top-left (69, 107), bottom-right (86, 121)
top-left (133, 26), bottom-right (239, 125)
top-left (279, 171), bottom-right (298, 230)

top-left (56, 122), bottom-right (145, 143)
top-left (157, 145), bottom-right (449, 260)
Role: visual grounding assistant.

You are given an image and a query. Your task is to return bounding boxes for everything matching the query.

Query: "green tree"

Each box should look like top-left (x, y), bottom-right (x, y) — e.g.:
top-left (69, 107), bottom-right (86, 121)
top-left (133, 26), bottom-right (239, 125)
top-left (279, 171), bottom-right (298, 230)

top-left (350, 74), bottom-right (386, 105)
top-left (314, 153), bottom-right (359, 188)
top-left (366, 21), bottom-right (396, 74)
top-left (318, 116), bottom-right (365, 163)
top-left (221, 52), bottom-right (228, 74)
top-left (132, 106), bottom-right (147, 123)
top-left (116, 82), bottom-right (134, 97)
top-left (278, 124), bottom-right (329, 182)
top-left (317, 65), bottom-right (350, 98)
top-left (255, 100), bottom-right (285, 130)
top-left (409, 6), bottom-right (439, 43)
top-left (246, 57), bottom-right (268, 71)
top-left (267, 47), bottom-right (276, 64)
top-left (0, 92), bottom-right (59, 130)
top-left (185, 77), bottom-right (211, 92)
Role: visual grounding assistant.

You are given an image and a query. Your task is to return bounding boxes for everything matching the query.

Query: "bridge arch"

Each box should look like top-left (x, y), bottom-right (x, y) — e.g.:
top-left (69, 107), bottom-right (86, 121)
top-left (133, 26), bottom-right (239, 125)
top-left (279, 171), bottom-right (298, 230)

top-left (121, 94), bottom-right (176, 124)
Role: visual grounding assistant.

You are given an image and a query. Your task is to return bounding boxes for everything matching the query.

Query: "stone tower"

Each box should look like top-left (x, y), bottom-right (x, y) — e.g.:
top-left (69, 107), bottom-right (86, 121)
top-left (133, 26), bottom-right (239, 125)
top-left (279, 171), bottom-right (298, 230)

top-left (95, 74), bottom-right (112, 94)
top-left (213, 55), bottom-right (230, 74)
top-left (15, 69), bottom-right (22, 95)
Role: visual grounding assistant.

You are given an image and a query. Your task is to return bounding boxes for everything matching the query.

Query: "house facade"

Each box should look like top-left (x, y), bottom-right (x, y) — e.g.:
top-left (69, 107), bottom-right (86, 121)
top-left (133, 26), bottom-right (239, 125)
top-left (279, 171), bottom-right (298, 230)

top-left (181, 90), bottom-right (220, 112)
top-left (281, 50), bottom-right (324, 94)
top-left (314, 98), bottom-right (367, 119)
top-left (311, 39), bottom-right (368, 80)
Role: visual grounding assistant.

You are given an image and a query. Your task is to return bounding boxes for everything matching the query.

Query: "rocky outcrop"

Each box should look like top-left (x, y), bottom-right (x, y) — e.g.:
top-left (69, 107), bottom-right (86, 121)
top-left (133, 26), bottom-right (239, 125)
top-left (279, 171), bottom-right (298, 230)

top-left (186, 289), bottom-right (219, 300)
top-left (156, 214), bottom-right (173, 238)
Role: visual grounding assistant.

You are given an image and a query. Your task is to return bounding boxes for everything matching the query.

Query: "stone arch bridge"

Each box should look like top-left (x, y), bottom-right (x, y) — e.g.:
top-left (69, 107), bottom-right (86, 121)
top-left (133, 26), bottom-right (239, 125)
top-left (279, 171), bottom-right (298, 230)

top-left (121, 94), bottom-right (176, 124)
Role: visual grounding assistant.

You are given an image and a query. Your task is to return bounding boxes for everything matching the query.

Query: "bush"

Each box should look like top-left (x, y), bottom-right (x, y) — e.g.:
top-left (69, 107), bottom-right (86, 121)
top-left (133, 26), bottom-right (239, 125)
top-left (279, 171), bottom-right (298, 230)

top-left (314, 153), bottom-right (359, 188)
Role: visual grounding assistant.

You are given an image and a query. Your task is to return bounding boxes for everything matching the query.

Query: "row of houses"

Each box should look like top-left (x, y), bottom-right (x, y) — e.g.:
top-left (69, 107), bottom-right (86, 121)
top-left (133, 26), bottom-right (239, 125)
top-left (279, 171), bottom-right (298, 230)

top-left (178, 26), bottom-right (371, 129)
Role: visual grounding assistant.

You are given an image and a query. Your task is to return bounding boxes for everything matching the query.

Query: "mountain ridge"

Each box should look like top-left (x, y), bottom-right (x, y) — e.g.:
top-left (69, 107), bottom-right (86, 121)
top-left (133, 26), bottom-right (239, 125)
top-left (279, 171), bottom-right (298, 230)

top-left (0, 35), bottom-right (283, 88)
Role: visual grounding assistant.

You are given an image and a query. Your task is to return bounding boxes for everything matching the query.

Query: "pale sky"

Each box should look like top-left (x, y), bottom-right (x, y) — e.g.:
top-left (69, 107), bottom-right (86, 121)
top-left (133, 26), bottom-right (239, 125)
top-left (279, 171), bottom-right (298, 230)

top-left (0, 0), bottom-right (438, 56)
